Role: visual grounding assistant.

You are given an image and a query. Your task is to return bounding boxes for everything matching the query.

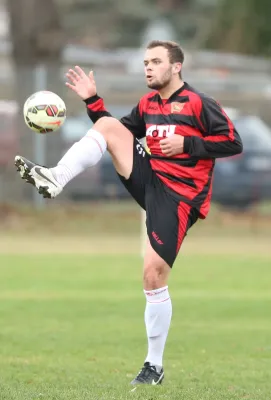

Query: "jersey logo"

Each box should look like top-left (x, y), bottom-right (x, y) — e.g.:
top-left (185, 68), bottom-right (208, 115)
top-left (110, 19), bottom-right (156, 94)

top-left (146, 125), bottom-right (176, 138)
top-left (171, 102), bottom-right (185, 113)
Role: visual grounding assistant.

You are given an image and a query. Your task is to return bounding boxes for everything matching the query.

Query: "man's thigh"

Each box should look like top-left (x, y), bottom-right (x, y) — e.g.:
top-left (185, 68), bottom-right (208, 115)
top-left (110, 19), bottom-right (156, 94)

top-left (93, 117), bottom-right (154, 208)
top-left (93, 117), bottom-right (134, 179)
top-left (145, 182), bottom-right (199, 267)
top-left (118, 138), bottom-right (154, 209)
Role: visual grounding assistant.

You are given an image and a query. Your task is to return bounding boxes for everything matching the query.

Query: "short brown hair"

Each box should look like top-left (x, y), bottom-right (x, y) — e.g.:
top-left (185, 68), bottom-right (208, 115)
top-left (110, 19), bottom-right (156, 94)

top-left (147, 40), bottom-right (184, 65)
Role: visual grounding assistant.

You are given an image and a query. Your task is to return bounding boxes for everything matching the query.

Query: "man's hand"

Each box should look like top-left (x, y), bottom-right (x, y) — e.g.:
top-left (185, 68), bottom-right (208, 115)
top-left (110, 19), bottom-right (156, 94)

top-left (160, 135), bottom-right (185, 157)
top-left (65, 66), bottom-right (97, 100)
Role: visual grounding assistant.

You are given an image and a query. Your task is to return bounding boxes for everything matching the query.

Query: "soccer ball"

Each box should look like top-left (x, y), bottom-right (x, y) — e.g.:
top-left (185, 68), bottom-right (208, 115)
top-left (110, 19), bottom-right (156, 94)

top-left (23, 91), bottom-right (66, 133)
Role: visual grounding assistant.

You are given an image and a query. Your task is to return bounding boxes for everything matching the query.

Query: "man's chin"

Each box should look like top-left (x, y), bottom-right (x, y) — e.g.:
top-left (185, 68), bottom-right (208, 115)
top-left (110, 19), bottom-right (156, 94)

top-left (147, 81), bottom-right (162, 90)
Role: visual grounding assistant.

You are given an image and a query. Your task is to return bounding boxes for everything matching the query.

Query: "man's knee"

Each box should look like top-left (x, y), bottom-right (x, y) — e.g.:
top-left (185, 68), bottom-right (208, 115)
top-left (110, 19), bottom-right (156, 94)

top-left (94, 117), bottom-right (130, 150)
top-left (143, 260), bottom-right (170, 290)
top-left (94, 116), bottom-right (120, 135)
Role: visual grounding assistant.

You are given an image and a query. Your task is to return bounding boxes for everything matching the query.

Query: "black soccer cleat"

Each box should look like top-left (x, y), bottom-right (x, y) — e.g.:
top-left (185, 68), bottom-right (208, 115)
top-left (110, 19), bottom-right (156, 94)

top-left (130, 362), bottom-right (164, 385)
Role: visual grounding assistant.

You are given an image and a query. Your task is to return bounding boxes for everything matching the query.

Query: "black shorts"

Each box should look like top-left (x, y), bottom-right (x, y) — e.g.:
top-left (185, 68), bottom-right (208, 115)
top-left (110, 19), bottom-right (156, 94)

top-left (118, 138), bottom-right (199, 267)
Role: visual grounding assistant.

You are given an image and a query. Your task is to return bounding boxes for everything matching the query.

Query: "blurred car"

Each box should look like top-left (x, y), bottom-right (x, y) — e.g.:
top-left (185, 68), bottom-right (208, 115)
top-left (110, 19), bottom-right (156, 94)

top-left (213, 111), bottom-right (271, 209)
top-left (62, 106), bottom-right (271, 209)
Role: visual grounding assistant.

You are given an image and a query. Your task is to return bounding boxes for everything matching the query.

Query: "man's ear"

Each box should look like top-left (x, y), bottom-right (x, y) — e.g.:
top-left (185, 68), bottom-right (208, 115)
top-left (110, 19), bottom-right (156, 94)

top-left (173, 63), bottom-right (182, 75)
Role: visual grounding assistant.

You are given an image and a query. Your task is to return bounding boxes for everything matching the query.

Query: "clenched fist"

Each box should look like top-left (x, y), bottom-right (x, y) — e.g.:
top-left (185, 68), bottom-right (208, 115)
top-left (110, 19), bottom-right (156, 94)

top-left (160, 135), bottom-right (185, 157)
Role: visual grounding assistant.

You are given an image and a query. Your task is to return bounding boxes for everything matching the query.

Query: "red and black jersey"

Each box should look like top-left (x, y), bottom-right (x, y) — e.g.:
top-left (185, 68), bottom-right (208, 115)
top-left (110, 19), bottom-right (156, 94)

top-left (84, 83), bottom-right (243, 218)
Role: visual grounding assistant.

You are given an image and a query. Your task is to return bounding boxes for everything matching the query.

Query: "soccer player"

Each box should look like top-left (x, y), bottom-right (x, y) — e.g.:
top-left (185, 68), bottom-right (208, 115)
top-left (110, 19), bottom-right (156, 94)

top-left (15, 40), bottom-right (243, 385)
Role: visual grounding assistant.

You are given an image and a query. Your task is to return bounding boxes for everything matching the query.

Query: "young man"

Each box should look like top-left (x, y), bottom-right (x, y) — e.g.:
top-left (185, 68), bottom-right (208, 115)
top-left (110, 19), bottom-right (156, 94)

top-left (15, 41), bottom-right (243, 386)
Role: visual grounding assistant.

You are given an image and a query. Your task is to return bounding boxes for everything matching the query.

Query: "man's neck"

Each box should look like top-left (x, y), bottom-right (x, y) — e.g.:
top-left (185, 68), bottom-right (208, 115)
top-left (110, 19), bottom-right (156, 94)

top-left (158, 80), bottom-right (185, 99)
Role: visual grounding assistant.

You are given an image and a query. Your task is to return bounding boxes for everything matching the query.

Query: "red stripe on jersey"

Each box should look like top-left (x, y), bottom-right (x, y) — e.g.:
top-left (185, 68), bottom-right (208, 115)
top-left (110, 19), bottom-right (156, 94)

top-left (182, 89), bottom-right (206, 132)
top-left (176, 124), bottom-right (203, 138)
top-left (199, 176), bottom-right (213, 219)
top-left (220, 108), bottom-right (235, 141)
top-left (177, 202), bottom-right (191, 252)
top-left (87, 98), bottom-right (107, 112)
top-left (151, 157), bottom-right (213, 216)
top-left (151, 158), bottom-right (212, 187)
top-left (156, 173), bottom-right (196, 200)
top-left (204, 135), bottom-right (230, 142)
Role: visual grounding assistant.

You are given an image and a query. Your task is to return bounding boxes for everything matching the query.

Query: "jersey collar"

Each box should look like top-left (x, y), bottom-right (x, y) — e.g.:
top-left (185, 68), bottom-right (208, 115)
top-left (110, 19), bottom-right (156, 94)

top-left (157, 82), bottom-right (188, 105)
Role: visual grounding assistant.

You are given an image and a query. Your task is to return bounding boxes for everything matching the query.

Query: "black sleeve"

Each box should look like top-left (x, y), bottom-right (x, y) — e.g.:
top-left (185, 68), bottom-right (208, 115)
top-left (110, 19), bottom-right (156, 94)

top-left (84, 95), bottom-right (146, 139)
top-left (184, 96), bottom-right (243, 159)
top-left (120, 104), bottom-right (146, 139)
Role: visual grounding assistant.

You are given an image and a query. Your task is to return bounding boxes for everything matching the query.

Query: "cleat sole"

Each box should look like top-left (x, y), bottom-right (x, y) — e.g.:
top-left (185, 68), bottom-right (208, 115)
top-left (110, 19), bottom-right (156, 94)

top-left (14, 156), bottom-right (35, 186)
top-left (38, 186), bottom-right (52, 199)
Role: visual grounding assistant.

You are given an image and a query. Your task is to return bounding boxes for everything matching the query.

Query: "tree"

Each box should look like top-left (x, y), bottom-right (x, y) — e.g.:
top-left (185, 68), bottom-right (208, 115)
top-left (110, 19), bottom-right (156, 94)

top-left (8, 0), bottom-right (63, 64)
top-left (204, 0), bottom-right (271, 56)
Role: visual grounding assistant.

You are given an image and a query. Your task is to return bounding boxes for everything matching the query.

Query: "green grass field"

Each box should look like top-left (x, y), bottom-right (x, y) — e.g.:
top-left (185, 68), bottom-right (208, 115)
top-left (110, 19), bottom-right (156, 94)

top-left (0, 201), bottom-right (270, 399)
top-left (0, 247), bottom-right (270, 399)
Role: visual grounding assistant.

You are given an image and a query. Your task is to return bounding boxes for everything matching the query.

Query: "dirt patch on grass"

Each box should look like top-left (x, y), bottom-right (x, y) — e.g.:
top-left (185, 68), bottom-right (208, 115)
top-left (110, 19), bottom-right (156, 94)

top-left (0, 234), bottom-right (269, 257)
top-left (0, 235), bottom-right (140, 255)
top-left (0, 203), bottom-right (270, 257)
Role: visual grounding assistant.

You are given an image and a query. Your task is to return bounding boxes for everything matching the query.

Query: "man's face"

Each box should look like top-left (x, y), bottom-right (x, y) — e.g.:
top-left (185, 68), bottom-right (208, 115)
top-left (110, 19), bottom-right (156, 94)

top-left (144, 46), bottom-right (180, 90)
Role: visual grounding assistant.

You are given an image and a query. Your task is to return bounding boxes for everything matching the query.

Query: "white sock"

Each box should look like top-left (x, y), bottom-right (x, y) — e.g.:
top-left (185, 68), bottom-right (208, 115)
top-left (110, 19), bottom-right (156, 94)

top-left (50, 129), bottom-right (107, 187)
top-left (144, 286), bottom-right (172, 370)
